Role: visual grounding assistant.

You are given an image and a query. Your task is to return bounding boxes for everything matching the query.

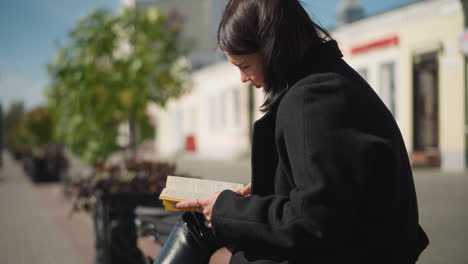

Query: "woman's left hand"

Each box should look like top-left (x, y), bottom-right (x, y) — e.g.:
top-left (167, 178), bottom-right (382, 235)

top-left (176, 192), bottom-right (221, 228)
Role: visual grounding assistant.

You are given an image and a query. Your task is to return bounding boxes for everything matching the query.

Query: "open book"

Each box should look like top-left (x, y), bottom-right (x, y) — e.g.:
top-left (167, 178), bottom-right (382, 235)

top-left (159, 176), bottom-right (244, 211)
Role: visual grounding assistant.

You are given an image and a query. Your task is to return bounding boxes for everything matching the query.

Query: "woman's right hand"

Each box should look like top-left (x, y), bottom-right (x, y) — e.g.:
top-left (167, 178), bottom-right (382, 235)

top-left (235, 183), bottom-right (251, 196)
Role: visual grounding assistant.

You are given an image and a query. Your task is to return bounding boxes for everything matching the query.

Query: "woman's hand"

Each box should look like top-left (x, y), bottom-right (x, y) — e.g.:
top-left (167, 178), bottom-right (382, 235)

top-left (235, 183), bottom-right (251, 196)
top-left (176, 192), bottom-right (220, 228)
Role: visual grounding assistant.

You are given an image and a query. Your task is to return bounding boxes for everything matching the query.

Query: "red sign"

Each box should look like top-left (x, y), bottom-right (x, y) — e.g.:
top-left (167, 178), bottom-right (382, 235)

top-left (351, 35), bottom-right (399, 55)
top-left (185, 135), bottom-right (196, 152)
top-left (460, 29), bottom-right (468, 56)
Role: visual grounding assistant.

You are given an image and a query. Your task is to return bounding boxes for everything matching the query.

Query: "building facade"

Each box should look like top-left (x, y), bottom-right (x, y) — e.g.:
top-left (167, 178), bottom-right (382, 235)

top-left (333, 0), bottom-right (465, 171)
top-left (122, 0), bottom-right (225, 69)
top-left (150, 0), bottom-right (467, 172)
top-left (150, 62), bottom-right (265, 160)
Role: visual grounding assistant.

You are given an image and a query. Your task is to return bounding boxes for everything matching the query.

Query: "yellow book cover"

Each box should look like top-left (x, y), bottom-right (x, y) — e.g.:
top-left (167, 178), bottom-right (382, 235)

top-left (159, 176), bottom-right (244, 211)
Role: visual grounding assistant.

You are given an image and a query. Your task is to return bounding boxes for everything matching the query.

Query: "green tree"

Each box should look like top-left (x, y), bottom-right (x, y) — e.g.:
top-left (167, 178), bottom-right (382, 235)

top-left (6, 106), bottom-right (55, 152)
top-left (4, 101), bottom-right (26, 149)
top-left (4, 102), bottom-right (25, 134)
top-left (46, 7), bottom-right (189, 163)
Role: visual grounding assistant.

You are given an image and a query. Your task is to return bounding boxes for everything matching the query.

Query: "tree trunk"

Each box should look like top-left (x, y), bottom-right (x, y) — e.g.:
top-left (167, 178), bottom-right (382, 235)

top-left (129, 106), bottom-right (138, 154)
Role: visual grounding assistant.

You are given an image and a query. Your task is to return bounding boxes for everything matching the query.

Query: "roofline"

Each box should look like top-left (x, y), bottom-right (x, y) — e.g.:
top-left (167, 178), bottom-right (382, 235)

top-left (327, 0), bottom-right (429, 31)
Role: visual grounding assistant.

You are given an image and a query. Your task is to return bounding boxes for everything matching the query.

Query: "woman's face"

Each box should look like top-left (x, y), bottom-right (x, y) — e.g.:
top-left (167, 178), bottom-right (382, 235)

top-left (226, 52), bottom-right (265, 89)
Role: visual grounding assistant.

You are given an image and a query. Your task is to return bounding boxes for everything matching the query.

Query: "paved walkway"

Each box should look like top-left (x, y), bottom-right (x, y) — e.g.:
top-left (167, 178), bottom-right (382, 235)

top-left (414, 169), bottom-right (468, 264)
top-left (0, 152), bottom-right (87, 264)
top-left (178, 156), bottom-right (468, 264)
top-left (0, 150), bottom-right (467, 264)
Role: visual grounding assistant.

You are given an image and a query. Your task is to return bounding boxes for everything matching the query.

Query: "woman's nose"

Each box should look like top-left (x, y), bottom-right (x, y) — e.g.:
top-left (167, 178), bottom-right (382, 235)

top-left (240, 71), bottom-right (249, 83)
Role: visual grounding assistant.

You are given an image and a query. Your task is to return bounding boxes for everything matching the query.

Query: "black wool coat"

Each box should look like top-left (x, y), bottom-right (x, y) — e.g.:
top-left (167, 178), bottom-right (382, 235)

top-left (211, 40), bottom-right (429, 264)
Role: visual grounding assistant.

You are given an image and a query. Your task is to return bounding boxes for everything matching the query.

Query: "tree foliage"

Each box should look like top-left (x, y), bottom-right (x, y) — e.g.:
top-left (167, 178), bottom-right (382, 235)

top-left (4, 101), bottom-right (25, 136)
top-left (46, 7), bottom-right (189, 163)
top-left (4, 101), bottom-right (26, 150)
top-left (6, 106), bottom-right (55, 152)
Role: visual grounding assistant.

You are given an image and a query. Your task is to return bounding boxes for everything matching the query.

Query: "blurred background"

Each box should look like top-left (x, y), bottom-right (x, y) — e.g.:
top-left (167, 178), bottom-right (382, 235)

top-left (0, 0), bottom-right (467, 263)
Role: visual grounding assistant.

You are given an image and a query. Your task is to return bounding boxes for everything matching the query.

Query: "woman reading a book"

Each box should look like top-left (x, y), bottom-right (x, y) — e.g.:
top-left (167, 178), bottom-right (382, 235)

top-left (153, 0), bottom-right (428, 263)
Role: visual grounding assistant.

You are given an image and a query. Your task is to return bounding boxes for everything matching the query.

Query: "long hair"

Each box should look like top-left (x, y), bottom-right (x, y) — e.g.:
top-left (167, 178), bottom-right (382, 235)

top-left (217, 0), bottom-right (332, 112)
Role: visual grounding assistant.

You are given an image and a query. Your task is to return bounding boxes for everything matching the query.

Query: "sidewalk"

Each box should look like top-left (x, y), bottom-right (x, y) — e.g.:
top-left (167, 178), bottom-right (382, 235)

top-left (177, 156), bottom-right (468, 264)
top-left (0, 152), bottom-right (85, 264)
top-left (1, 150), bottom-right (466, 264)
top-left (413, 169), bottom-right (468, 264)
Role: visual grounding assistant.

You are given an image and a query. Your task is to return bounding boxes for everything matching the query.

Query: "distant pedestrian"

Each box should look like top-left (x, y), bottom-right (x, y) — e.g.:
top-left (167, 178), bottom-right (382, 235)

top-left (154, 0), bottom-right (429, 263)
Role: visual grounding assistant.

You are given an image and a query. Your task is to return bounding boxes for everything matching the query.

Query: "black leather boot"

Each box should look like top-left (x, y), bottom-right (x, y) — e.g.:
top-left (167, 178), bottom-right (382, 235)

top-left (153, 211), bottom-right (223, 264)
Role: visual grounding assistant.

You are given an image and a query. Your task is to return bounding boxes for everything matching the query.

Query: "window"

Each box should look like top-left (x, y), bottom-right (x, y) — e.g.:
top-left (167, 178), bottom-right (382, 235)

top-left (232, 88), bottom-right (241, 126)
top-left (379, 62), bottom-right (396, 116)
top-left (210, 97), bottom-right (216, 130)
top-left (209, 92), bottom-right (227, 130)
top-left (219, 92), bottom-right (226, 128)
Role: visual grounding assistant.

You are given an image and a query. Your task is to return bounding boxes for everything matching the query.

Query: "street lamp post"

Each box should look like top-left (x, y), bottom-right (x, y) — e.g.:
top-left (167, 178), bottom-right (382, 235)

top-left (461, 0), bottom-right (468, 168)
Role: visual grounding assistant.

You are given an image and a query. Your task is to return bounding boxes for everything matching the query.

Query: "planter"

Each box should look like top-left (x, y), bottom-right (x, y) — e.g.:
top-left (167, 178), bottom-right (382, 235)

top-left (25, 157), bottom-right (61, 182)
top-left (93, 192), bottom-right (162, 264)
top-left (18, 145), bottom-right (68, 182)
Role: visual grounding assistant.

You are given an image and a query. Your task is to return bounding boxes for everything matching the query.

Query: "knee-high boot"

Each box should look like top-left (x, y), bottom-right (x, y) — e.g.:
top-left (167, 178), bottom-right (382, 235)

top-left (153, 211), bottom-right (223, 264)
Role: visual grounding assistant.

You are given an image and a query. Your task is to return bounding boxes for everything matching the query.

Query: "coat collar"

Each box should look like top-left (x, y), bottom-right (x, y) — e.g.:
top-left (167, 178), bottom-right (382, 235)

top-left (250, 40), bottom-right (343, 195)
top-left (253, 39), bottom-right (344, 134)
top-left (260, 39), bottom-right (343, 119)
top-left (290, 39), bottom-right (343, 90)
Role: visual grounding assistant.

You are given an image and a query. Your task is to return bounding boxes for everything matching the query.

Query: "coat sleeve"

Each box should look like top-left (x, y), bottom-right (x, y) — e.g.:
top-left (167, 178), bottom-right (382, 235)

top-left (211, 73), bottom-right (397, 252)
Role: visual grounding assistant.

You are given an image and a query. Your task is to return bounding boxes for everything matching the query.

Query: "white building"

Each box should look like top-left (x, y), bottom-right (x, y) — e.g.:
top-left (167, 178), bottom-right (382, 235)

top-left (333, 0), bottom-right (466, 171)
top-left (150, 0), bottom-right (467, 172)
top-left (121, 0), bottom-right (226, 69)
top-left (150, 62), bottom-right (265, 160)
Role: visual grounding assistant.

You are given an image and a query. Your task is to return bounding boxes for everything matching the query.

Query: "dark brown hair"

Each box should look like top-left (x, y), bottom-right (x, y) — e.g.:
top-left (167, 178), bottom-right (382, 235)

top-left (217, 0), bottom-right (332, 112)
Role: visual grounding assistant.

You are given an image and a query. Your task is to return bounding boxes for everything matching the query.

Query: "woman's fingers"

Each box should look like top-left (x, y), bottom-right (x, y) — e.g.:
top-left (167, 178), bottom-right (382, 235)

top-left (175, 200), bottom-right (197, 209)
top-left (240, 183), bottom-right (252, 196)
top-left (176, 193), bottom-right (219, 229)
top-left (234, 183), bottom-right (252, 196)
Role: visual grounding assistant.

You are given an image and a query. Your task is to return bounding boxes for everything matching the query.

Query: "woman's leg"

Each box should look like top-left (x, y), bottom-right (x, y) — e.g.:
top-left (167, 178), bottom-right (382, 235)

top-left (153, 211), bottom-right (223, 264)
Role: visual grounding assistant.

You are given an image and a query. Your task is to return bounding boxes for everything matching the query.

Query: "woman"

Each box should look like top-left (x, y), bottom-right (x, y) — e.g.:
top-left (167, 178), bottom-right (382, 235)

top-left (154, 0), bottom-right (429, 263)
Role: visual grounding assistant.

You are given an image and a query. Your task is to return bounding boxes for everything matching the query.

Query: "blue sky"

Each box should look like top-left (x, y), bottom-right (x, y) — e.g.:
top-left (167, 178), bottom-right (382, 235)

top-left (0, 0), bottom-right (420, 110)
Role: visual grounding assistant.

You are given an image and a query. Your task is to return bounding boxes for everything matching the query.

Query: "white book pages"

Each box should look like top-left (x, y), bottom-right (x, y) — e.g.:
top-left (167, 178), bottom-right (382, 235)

top-left (159, 188), bottom-right (205, 201)
top-left (161, 176), bottom-right (244, 201)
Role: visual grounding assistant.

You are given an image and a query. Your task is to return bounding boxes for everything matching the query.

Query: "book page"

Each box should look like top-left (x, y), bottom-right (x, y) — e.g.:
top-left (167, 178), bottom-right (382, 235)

top-left (198, 179), bottom-right (243, 194)
top-left (162, 176), bottom-right (244, 200)
top-left (160, 188), bottom-right (206, 201)
top-left (165, 176), bottom-right (200, 192)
